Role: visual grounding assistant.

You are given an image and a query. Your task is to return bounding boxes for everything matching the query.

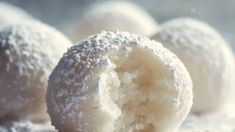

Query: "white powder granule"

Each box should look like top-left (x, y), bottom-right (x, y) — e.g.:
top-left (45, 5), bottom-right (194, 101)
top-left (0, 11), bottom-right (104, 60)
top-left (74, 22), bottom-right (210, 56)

top-left (69, 1), bottom-right (158, 42)
top-left (0, 2), bottom-right (33, 29)
top-left (0, 21), bottom-right (72, 123)
top-left (47, 31), bottom-right (193, 132)
top-left (151, 18), bottom-right (235, 113)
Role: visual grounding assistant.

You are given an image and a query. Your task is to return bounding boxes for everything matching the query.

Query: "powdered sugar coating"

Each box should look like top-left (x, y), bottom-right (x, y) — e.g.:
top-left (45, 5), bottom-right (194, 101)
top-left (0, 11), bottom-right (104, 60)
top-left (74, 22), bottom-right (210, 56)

top-left (47, 31), bottom-right (192, 132)
top-left (69, 1), bottom-right (158, 42)
top-left (0, 22), bottom-right (72, 122)
top-left (0, 2), bottom-right (32, 29)
top-left (151, 18), bottom-right (235, 113)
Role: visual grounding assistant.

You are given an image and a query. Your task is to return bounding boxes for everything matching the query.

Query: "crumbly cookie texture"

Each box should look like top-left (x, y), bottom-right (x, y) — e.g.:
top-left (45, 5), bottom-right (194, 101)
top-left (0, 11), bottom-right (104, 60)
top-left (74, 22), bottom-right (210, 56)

top-left (47, 31), bottom-right (192, 132)
top-left (151, 18), bottom-right (235, 113)
top-left (0, 22), bottom-right (72, 123)
top-left (0, 2), bottom-right (32, 29)
top-left (69, 1), bottom-right (158, 42)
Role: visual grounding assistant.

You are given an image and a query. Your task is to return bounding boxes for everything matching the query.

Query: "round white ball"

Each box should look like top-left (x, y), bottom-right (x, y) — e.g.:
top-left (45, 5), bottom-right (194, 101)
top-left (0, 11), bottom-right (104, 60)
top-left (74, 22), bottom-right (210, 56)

top-left (0, 22), bottom-right (72, 122)
top-left (69, 1), bottom-right (158, 42)
top-left (151, 18), bottom-right (235, 113)
top-left (47, 31), bottom-right (192, 132)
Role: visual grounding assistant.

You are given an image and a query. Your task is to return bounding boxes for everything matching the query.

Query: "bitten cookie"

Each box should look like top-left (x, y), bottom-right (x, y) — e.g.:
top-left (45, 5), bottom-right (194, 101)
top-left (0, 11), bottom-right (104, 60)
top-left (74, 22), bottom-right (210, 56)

top-left (47, 31), bottom-right (192, 132)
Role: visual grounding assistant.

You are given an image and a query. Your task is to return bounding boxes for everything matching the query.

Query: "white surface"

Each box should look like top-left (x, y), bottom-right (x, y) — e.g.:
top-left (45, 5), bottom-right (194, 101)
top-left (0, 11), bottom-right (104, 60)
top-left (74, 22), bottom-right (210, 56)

top-left (1, 113), bottom-right (235, 132)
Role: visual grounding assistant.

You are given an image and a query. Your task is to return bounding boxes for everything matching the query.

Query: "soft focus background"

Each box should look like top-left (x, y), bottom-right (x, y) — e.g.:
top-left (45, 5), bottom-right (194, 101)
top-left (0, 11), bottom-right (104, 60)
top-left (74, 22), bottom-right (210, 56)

top-left (1, 0), bottom-right (235, 52)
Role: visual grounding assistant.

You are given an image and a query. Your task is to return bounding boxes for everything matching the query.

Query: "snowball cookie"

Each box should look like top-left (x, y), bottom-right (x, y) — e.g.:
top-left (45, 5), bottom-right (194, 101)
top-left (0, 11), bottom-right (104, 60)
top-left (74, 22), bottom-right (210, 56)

top-left (0, 2), bottom-right (32, 29)
top-left (47, 31), bottom-right (192, 132)
top-left (69, 1), bottom-right (158, 42)
top-left (151, 18), bottom-right (235, 113)
top-left (0, 121), bottom-right (56, 132)
top-left (0, 22), bottom-right (72, 123)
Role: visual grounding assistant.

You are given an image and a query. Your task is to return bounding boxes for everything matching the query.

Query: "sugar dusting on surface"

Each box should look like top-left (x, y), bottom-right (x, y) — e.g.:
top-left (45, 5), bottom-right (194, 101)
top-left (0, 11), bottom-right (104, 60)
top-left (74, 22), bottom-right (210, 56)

top-left (47, 31), bottom-right (192, 131)
top-left (1, 114), bottom-right (235, 132)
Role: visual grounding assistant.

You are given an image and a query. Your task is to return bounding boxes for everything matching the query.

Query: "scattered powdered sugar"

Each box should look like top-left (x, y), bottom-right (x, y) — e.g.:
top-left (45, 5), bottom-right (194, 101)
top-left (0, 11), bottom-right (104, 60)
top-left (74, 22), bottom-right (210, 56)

top-left (0, 21), bottom-right (71, 122)
top-left (47, 31), bottom-right (192, 131)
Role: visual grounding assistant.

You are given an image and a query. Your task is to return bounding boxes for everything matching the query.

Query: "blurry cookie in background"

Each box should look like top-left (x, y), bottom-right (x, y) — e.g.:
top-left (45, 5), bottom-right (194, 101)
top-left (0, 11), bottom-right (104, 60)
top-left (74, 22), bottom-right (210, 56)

top-left (0, 2), bottom-right (33, 29)
top-left (151, 18), bottom-right (235, 114)
top-left (0, 21), bottom-right (71, 123)
top-left (68, 1), bottom-right (159, 43)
